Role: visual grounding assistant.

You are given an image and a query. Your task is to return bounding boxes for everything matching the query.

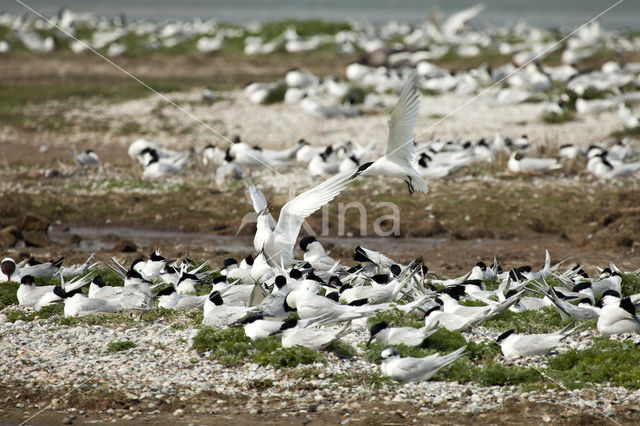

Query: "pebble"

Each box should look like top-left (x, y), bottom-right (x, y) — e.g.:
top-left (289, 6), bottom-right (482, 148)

top-left (1, 307), bottom-right (639, 420)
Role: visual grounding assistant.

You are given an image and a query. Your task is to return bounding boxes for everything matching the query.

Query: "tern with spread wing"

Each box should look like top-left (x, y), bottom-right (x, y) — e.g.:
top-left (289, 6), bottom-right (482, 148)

top-left (254, 168), bottom-right (354, 267)
top-left (350, 71), bottom-right (428, 196)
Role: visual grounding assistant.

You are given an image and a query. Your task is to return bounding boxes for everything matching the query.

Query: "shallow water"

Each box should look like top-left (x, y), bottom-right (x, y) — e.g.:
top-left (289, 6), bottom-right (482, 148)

top-left (5, 0), bottom-right (639, 29)
top-left (49, 225), bottom-right (444, 255)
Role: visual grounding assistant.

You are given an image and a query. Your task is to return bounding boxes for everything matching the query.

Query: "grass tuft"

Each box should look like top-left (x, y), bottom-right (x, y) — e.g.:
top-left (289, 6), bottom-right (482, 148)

top-left (548, 338), bottom-right (640, 389)
top-left (108, 340), bottom-right (136, 353)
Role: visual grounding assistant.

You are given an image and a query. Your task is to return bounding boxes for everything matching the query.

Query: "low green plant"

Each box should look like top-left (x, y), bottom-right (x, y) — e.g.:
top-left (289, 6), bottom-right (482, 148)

top-left (108, 340), bottom-right (136, 353)
top-left (6, 304), bottom-right (64, 322)
top-left (621, 273), bottom-right (640, 297)
top-left (332, 371), bottom-right (394, 389)
top-left (255, 346), bottom-right (324, 368)
top-left (0, 283), bottom-right (19, 308)
top-left (366, 308), bottom-right (423, 329)
top-left (325, 340), bottom-right (357, 359)
top-left (547, 338), bottom-right (640, 389)
top-left (482, 306), bottom-right (572, 333)
top-left (341, 86), bottom-right (369, 105)
top-left (263, 83), bottom-right (286, 104)
top-left (475, 361), bottom-right (541, 386)
top-left (542, 110), bottom-right (573, 124)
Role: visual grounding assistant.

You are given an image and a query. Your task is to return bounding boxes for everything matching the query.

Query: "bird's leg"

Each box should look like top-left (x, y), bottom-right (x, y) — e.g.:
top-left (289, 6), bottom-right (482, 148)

top-left (405, 177), bottom-right (414, 197)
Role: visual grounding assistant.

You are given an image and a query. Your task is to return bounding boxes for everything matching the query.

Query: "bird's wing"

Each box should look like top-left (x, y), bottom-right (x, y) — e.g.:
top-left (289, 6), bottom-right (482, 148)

top-left (249, 183), bottom-right (268, 214)
top-left (248, 183), bottom-right (276, 230)
top-left (442, 4), bottom-right (486, 37)
top-left (385, 71), bottom-right (420, 167)
top-left (274, 168), bottom-right (352, 248)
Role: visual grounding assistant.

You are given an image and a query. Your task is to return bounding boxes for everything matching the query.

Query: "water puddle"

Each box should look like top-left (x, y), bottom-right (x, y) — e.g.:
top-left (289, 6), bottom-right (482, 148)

top-left (49, 226), bottom-right (445, 255)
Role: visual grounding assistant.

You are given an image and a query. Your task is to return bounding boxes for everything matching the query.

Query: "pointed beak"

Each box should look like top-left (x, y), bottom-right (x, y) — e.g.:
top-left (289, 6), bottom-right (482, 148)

top-left (365, 337), bottom-right (374, 348)
top-left (258, 207), bottom-right (269, 217)
top-left (374, 356), bottom-right (384, 362)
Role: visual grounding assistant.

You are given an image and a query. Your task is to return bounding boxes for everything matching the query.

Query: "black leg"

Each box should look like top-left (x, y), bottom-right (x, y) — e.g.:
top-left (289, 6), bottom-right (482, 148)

top-left (405, 178), bottom-right (414, 197)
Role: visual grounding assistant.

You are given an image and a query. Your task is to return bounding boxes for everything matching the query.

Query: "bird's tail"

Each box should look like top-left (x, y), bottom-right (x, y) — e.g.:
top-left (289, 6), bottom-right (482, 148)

top-left (411, 173), bottom-right (429, 194)
top-left (557, 321), bottom-right (584, 340)
top-left (438, 345), bottom-right (467, 367)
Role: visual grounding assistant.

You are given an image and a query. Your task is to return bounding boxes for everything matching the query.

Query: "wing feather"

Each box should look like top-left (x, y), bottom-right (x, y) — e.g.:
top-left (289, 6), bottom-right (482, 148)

top-left (274, 169), bottom-right (353, 251)
top-left (249, 184), bottom-right (276, 230)
top-left (386, 71), bottom-right (420, 167)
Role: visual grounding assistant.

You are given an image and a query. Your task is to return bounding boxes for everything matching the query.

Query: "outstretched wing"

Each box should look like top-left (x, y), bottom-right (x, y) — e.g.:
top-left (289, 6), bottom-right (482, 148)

top-left (274, 169), bottom-right (352, 251)
top-left (248, 183), bottom-right (276, 230)
top-left (386, 71), bottom-right (420, 168)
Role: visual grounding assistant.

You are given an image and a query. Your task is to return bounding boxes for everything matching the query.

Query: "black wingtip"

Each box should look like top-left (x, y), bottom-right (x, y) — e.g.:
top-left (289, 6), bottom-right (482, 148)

top-left (350, 161), bottom-right (374, 179)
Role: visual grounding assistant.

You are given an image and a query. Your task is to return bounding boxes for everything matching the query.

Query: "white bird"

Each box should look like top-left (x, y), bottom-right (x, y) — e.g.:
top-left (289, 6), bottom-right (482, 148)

top-left (350, 71), bottom-right (428, 196)
top-left (299, 236), bottom-right (342, 273)
top-left (74, 149), bottom-right (99, 166)
top-left (279, 318), bottom-right (351, 350)
top-left (441, 4), bottom-right (485, 39)
top-left (284, 291), bottom-right (388, 324)
top-left (254, 167), bottom-right (354, 267)
top-left (196, 34), bottom-right (224, 53)
top-left (367, 321), bottom-right (440, 347)
top-left (241, 316), bottom-right (286, 340)
top-left (541, 288), bottom-right (599, 320)
top-left (88, 275), bottom-right (123, 299)
top-left (496, 323), bottom-right (582, 360)
top-left (216, 152), bottom-right (243, 186)
top-left (176, 273), bottom-right (201, 295)
top-left (16, 275), bottom-right (55, 307)
top-left (508, 152), bottom-right (561, 173)
top-left (58, 253), bottom-right (96, 278)
top-left (1, 257), bottom-right (19, 282)
top-left (618, 103), bottom-right (639, 129)
top-left (156, 286), bottom-right (206, 311)
top-left (203, 291), bottom-right (250, 327)
top-left (378, 346), bottom-right (466, 383)
top-left (201, 144), bottom-right (225, 167)
top-left (248, 184), bottom-right (277, 250)
top-left (63, 293), bottom-right (122, 317)
top-left (140, 148), bottom-right (190, 179)
top-left (597, 296), bottom-right (640, 336)
top-left (121, 269), bottom-right (153, 314)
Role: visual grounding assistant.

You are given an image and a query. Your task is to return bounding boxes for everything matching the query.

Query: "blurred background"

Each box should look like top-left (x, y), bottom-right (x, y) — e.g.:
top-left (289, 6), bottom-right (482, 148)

top-left (4, 0), bottom-right (640, 29)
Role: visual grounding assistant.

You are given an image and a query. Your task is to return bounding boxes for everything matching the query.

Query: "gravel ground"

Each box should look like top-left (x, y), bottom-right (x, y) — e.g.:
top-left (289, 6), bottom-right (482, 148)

top-left (2, 308), bottom-right (640, 425)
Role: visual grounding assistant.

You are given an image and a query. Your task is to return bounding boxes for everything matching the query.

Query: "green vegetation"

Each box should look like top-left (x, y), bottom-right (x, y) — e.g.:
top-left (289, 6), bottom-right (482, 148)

top-left (610, 126), bottom-right (640, 139)
top-left (482, 306), bottom-right (573, 334)
top-left (366, 308), bottom-right (423, 329)
top-left (341, 86), bottom-right (369, 105)
top-left (0, 283), bottom-right (19, 309)
top-left (108, 340), bottom-right (137, 352)
top-left (621, 273), bottom-right (640, 297)
top-left (255, 346), bottom-right (325, 368)
top-left (332, 371), bottom-right (394, 389)
top-left (542, 110), bottom-right (573, 124)
top-left (254, 19), bottom-right (352, 38)
top-left (6, 304), bottom-right (64, 322)
top-left (548, 338), bottom-right (640, 389)
top-left (263, 83), bottom-right (287, 104)
top-left (192, 327), bottom-right (324, 368)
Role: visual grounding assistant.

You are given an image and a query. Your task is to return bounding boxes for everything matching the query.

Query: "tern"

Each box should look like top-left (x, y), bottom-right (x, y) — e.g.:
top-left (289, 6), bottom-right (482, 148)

top-left (597, 296), bottom-right (640, 335)
top-left (496, 323), bottom-right (582, 360)
top-left (378, 346), bottom-right (466, 383)
top-left (367, 321), bottom-right (441, 347)
top-left (278, 318), bottom-right (351, 350)
top-left (254, 168), bottom-right (354, 267)
top-left (350, 71), bottom-right (429, 196)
